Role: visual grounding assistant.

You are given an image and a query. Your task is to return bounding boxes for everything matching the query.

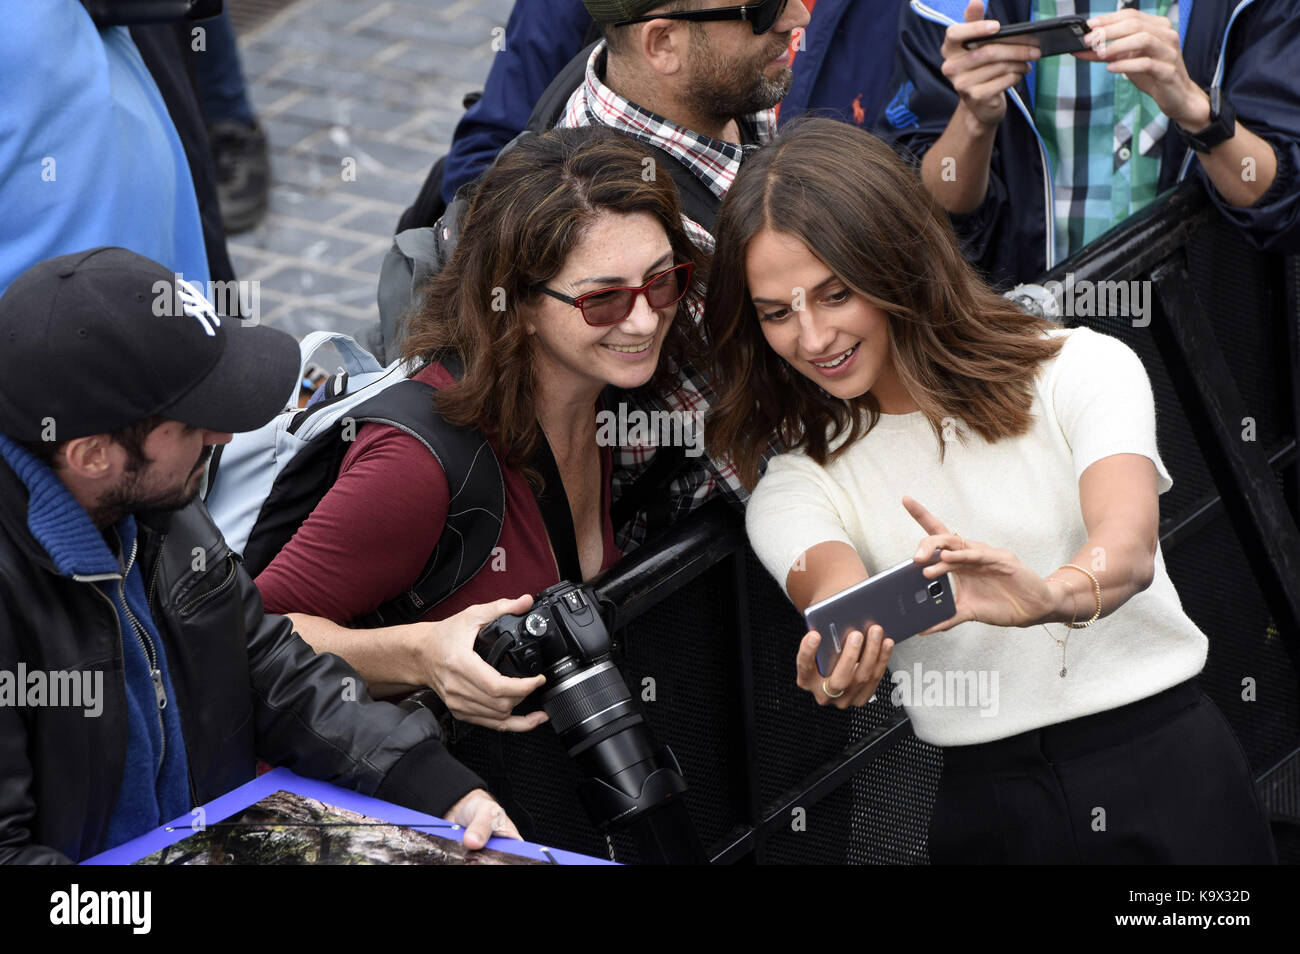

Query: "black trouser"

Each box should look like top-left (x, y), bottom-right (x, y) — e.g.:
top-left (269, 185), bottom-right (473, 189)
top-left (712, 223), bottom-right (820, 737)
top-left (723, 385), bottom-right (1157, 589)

top-left (927, 679), bottom-right (1277, 864)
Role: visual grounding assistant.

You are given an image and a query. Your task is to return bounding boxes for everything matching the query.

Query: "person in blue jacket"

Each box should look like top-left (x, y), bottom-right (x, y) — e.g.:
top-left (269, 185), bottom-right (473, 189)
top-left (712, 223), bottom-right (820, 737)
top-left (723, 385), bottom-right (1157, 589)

top-left (439, 0), bottom-right (595, 206)
top-left (0, 1), bottom-right (211, 297)
top-left (880, 0), bottom-right (1300, 289)
top-left (439, 0), bottom-right (905, 205)
top-left (781, 0), bottom-right (905, 129)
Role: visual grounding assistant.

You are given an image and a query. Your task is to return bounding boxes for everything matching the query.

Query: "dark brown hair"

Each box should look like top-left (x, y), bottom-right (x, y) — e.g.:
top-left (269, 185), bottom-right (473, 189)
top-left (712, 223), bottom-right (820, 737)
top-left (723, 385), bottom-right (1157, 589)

top-left (17, 415), bottom-right (168, 471)
top-left (602, 0), bottom-right (701, 56)
top-left (400, 125), bottom-right (707, 478)
top-left (703, 118), bottom-right (1065, 489)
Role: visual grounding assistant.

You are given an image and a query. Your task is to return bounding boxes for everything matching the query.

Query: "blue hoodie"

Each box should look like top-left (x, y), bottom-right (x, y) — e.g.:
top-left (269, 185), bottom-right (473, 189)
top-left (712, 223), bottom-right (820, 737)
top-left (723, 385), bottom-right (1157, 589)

top-left (0, 2), bottom-right (209, 297)
top-left (0, 434), bottom-right (191, 851)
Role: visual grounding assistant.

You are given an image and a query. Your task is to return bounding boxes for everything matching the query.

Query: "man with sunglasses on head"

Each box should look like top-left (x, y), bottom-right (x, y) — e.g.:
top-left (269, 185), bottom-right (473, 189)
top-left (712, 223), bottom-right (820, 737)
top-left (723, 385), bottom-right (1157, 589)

top-left (434, 0), bottom-right (901, 216)
top-left (555, 0), bottom-right (810, 551)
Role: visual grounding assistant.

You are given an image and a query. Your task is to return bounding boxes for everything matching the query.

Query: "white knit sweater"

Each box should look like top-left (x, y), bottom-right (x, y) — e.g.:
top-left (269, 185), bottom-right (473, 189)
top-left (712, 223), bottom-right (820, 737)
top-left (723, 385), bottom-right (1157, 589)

top-left (746, 327), bottom-right (1207, 746)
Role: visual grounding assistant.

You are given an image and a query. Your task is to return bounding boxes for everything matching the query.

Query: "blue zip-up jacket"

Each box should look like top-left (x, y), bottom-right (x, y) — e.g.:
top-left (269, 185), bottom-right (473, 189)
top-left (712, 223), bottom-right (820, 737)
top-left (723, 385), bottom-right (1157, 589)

top-left (879, 0), bottom-right (1300, 288)
top-left (0, 435), bottom-right (190, 853)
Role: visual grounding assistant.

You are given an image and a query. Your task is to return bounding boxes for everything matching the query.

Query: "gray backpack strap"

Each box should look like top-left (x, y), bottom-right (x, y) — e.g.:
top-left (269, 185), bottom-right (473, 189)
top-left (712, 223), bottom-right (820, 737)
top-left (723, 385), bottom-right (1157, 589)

top-left (374, 226), bottom-right (454, 366)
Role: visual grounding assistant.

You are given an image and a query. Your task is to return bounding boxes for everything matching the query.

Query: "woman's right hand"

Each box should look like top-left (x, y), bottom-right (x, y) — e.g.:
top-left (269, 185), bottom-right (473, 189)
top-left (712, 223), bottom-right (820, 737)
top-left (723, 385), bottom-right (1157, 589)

top-left (941, 0), bottom-right (1040, 130)
top-left (796, 624), bottom-right (894, 709)
top-left (413, 594), bottom-right (549, 732)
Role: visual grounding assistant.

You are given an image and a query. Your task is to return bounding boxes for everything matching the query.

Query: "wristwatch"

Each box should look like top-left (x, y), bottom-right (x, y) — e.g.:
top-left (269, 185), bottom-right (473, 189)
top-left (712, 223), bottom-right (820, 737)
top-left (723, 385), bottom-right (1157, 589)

top-left (1176, 86), bottom-right (1237, 153)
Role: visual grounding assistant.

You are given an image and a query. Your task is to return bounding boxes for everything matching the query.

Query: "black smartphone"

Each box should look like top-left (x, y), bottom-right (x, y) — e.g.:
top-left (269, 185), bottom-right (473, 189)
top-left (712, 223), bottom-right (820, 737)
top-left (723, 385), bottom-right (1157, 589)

top-left (804, 550), bottom-right (956, 677)
top-left (962, 15), bottom-right (1090, 57)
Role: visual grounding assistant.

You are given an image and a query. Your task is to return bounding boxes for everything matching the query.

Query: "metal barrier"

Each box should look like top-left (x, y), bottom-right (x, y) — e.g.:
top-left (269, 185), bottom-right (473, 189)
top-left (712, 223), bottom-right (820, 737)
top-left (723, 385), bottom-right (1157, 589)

top-left (449, 178), bottom-right (1300, 863)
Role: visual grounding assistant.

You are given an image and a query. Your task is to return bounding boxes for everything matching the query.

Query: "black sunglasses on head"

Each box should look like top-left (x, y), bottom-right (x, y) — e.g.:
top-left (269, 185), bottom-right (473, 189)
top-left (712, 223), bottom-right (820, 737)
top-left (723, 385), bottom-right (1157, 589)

top-left (614, 0), bottom-right (791, 36)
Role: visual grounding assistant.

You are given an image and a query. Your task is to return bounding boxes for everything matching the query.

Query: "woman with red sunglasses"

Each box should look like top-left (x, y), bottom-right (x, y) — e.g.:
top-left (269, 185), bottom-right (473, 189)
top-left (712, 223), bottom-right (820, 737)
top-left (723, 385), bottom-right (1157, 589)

top-left (254, 126), bottom-right (706, 736)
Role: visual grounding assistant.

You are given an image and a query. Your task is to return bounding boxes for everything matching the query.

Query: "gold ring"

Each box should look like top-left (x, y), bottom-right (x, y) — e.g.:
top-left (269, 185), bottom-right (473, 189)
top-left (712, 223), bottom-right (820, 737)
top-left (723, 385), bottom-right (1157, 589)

top-left (822, 679), bottom-right (845, 699)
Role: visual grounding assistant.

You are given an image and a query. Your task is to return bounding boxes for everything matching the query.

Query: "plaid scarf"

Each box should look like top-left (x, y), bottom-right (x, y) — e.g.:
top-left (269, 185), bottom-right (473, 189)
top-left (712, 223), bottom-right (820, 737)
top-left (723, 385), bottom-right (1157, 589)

top-left (559, 42), bottom-right (780, 549)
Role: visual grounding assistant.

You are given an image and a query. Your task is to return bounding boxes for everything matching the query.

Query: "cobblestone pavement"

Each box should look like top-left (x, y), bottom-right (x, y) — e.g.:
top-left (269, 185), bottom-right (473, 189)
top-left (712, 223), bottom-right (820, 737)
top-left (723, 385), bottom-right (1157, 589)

top-left (230, 0), bottom-right (515, 341)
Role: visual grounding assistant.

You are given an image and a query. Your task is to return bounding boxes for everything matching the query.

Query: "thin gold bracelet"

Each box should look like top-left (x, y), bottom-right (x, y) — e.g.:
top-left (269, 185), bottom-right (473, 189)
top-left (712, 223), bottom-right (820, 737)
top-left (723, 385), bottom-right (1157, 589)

top-left (1050, 563), bottom-right (1102, 628)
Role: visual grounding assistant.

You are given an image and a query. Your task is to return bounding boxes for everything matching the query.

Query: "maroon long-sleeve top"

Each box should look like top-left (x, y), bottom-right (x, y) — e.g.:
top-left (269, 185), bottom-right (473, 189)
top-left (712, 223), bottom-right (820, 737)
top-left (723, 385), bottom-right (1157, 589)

top-left (255, 362), bottom-right (620, 624)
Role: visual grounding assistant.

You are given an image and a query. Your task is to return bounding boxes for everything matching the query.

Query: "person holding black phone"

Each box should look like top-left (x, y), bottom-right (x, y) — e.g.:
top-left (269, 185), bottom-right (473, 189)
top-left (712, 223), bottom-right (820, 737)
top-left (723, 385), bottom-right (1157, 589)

top-left (703, 119), bottom-right (1276, 864)
top-left (878, 0), bottom-right (1300, 289)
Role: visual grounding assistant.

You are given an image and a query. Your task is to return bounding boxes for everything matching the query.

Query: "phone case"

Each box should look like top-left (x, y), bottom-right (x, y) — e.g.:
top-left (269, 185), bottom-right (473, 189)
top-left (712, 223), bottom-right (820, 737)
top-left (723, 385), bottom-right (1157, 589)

top-left (804, 554), bottom-right (956, 677)
top-left (962, 15), bottom-right (1090, 57)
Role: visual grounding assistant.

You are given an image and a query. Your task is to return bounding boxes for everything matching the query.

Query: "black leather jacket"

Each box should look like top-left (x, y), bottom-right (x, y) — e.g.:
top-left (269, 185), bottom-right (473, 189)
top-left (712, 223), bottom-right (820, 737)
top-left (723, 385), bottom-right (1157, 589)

top-left (0, 457), bottom-right (485, 863)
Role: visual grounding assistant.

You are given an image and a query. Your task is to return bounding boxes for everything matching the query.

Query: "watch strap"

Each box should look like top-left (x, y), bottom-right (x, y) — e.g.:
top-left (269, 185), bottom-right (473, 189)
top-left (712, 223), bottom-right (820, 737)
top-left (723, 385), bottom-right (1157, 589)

top-left (1177, 86), bottom-right (1236, 154)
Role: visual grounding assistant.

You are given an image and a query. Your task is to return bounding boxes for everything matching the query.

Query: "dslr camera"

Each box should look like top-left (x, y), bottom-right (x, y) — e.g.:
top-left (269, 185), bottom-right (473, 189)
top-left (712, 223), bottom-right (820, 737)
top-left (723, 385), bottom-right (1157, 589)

top-left (476, 581), bottom-right (698, 851)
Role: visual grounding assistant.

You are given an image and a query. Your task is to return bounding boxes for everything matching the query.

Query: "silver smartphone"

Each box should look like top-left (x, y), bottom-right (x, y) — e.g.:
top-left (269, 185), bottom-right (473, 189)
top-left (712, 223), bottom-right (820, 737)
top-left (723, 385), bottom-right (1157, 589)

top-left (804, 550), bottom-right (956, 677)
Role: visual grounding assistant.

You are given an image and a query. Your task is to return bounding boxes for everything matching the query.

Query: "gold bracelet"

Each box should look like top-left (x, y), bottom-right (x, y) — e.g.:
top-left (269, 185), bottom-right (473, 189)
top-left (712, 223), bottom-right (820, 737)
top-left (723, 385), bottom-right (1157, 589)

top-left (1049, 564), bottom-right (1102, 629)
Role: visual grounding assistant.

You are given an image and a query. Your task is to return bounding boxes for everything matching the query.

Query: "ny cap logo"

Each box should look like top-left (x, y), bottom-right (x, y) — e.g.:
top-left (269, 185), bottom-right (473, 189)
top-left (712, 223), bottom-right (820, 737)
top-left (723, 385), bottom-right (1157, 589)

top-left (174, 275), bottom-right (221, 337)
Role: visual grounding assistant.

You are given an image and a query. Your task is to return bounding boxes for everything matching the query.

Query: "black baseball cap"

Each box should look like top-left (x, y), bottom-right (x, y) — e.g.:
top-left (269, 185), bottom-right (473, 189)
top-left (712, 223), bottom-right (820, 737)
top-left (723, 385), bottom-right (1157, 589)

top-left (0, 247), bottom-right (300, 441)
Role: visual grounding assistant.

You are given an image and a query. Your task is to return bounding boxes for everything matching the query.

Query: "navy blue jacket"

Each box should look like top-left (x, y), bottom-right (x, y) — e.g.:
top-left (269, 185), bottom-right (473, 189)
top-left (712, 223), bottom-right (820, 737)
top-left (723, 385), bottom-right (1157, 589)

top-left (441, 0), bottom-right (907, 201)
top-left (879, 0), bottom-right (1300, 288)
top-left (440, 0), bottom-right (593, 204)
top-left (781, 0), bottom-right (906, 129)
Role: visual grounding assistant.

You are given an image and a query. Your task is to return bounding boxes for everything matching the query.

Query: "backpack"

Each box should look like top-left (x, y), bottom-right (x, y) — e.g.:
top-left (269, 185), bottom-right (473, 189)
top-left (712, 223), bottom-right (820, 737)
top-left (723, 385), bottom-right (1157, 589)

top-left (203, 331), bottom-right (505, 628)
top-left (369, 41), bottom-right (723, 365)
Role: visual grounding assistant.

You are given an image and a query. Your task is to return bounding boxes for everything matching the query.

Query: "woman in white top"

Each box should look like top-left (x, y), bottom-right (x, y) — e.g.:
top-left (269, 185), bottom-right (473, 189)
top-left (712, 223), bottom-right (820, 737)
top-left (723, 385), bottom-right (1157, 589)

top-left (701, 118), bottom-right (1274, 863)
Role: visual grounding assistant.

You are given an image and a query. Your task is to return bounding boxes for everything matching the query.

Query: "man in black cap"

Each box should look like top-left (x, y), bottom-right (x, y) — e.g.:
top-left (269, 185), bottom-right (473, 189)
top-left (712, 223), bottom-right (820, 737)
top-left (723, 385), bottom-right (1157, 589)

top-left (0, 247), bottom-right (519, 863)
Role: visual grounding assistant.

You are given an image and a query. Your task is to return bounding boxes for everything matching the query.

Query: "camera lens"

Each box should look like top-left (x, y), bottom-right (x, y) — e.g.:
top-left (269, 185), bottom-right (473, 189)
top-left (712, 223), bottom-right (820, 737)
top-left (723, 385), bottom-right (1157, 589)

top-left (928, 581), bottom-right (943, 597)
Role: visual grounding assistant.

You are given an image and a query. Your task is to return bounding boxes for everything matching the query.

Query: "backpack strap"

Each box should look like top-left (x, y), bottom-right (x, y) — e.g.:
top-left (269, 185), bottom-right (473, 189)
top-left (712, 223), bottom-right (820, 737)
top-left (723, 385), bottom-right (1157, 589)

top-left (396, 154), bottom-right (448, 234)
top-left (642, 143), bottom-right (720, 234)
top-left (610, 442), bottom-right (689, 537)
top-left (528, 436), bottom-right (583, 582)
top-left (347, 379), bottom-right (505, 628)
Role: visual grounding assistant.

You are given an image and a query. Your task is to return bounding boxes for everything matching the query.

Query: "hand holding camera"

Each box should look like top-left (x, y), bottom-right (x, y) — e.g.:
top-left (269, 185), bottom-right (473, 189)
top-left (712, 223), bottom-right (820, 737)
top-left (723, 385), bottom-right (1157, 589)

top-left (415, 594), bottom-right (548, 732)
top-left (471, 581), bottom-right (702, 859)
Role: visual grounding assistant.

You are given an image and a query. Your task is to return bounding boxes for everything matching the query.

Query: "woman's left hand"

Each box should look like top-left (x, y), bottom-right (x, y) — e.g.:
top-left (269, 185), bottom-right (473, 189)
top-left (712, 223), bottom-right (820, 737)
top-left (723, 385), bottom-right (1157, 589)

top-left (902, 495), bottom-right (1058, 633)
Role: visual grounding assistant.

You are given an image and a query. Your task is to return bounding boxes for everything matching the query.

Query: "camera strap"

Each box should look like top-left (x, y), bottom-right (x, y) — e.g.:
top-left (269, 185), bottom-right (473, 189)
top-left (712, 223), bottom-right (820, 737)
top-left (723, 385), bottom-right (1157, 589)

top-left (529, 434), bottom-right (584, 584)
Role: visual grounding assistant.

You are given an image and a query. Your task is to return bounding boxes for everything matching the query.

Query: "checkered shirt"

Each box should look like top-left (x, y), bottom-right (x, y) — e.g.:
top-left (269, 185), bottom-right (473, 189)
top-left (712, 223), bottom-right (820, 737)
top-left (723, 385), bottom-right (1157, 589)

top-left (1035, 0), bottom-right (1178, 259)
top-left (559, 42), bottom-right (779, 550)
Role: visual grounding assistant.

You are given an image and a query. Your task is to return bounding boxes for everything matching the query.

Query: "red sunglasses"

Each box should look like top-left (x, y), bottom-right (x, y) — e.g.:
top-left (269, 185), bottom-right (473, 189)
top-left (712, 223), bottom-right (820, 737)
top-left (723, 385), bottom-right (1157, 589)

top-left (537, 262), bottom-right (696, 327)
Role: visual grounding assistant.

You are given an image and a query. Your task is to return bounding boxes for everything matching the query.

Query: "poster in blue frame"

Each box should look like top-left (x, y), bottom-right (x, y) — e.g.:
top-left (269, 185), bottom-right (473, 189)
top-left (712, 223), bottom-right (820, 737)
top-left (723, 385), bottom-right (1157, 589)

top-left (81, 767), bottom-right (613, 866)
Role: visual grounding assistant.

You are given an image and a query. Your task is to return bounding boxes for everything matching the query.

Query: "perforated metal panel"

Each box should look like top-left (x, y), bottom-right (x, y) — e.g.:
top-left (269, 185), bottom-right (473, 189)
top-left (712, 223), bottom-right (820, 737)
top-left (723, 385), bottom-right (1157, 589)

top-left (1068, 216), bottom-right (1299, 774)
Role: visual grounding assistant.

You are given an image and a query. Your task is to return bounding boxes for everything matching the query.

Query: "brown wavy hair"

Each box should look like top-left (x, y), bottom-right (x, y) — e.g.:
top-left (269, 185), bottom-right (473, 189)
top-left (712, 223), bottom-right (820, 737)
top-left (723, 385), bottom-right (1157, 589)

top-left (401, 125), bottom-right (708, 480)
top-left (703, 118), bottom-right (1064, 489)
